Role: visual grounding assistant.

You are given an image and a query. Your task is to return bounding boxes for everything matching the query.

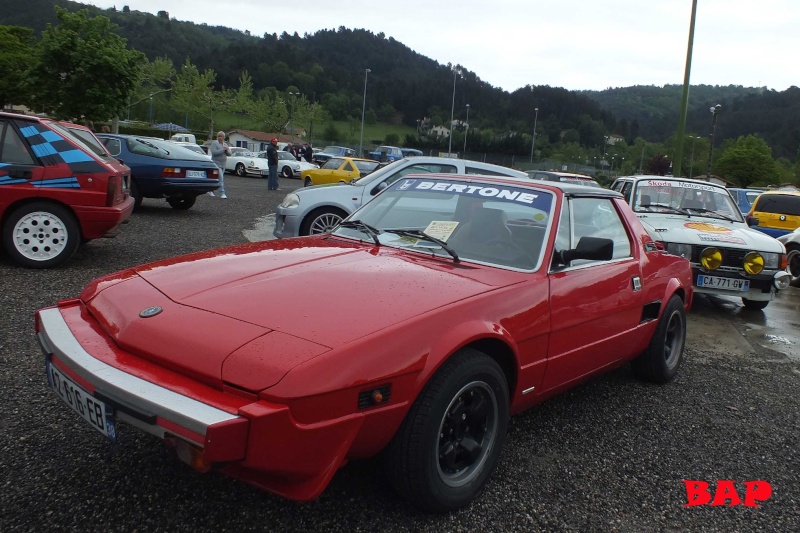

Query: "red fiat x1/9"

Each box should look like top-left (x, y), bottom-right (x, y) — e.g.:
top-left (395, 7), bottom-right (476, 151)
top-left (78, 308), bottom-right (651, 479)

top-left (36, 175), bottom-right (692, 511)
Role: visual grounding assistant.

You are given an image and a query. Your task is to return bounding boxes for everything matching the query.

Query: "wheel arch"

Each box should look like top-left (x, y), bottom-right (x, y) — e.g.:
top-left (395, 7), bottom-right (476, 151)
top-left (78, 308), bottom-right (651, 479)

top-left (1, 197), bottom-right (86, 238)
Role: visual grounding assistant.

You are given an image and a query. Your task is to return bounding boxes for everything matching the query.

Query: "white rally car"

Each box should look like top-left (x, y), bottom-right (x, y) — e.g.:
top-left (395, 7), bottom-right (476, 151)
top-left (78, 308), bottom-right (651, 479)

top-left (611, 176), bottom-right (791, 310)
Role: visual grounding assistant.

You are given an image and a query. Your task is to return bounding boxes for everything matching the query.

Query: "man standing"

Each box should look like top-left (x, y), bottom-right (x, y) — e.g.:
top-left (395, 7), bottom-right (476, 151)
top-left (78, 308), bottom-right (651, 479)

top-left (303, 143), bottom-right (313, 163)
top-left (266, 137), bottom-right (280, 190)
top-left (210, 131), bottom-right (231, 199)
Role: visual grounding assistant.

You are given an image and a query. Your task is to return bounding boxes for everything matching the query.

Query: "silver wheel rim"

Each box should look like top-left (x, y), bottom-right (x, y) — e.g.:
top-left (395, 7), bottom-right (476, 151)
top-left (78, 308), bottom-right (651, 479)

top-left (12, 210), bottom-right (70, 261)
top-left (309, 213), bottom-right (343, 234)
top-left (435, 381), bottom-right (498, 488)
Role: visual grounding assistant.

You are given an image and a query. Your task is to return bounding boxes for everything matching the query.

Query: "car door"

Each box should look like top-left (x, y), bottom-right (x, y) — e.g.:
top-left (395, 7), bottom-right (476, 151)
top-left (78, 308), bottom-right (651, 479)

top-left (0, 119), bottom-right (48, 210)
top-left (541, 196), bottom-right (645, 393)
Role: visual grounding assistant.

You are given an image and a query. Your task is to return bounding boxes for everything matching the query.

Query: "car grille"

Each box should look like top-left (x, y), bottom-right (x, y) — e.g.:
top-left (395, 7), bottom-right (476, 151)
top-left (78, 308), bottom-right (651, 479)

top-left (690, 245), bottom-right (751, 269)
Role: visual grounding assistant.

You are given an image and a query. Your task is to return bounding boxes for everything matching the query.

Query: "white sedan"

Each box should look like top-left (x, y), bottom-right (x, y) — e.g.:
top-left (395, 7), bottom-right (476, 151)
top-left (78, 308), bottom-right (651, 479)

top-left (257, 150), bottom-right (318, 179)
top-left (777, 227), bottom-right (800, 282)
top-left (225, 148), bottom-right (270, 177)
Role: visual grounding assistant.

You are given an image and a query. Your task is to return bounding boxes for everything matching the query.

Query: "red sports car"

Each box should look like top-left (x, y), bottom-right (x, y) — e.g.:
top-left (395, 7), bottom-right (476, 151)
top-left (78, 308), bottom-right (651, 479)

top-left (36, 175), bottom-right (693, 511)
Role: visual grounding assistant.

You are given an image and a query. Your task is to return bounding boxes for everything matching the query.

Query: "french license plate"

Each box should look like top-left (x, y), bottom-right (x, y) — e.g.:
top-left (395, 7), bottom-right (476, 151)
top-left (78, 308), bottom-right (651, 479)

top-left (697, 275), bottom-right (750, 291)
top-left (186, 170), bottom-right (206, 178)
top-left (46, 360), bottom-right (116, 441)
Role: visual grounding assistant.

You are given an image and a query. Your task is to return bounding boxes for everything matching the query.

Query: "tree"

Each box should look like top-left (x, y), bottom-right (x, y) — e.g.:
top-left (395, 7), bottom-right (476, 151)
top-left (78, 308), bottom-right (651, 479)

top-left (644, 154), bottom-right (671, 176)
top-left (714, 135), bottom-right (779, 187)
top-left (24, 7), bottom-right (144, 122)
top-left (0, 26), bottom-right (36, 108)
top-left (237, 71), bottom-right (288, 133)
top-left (171, 59), bottom-right (241, 137)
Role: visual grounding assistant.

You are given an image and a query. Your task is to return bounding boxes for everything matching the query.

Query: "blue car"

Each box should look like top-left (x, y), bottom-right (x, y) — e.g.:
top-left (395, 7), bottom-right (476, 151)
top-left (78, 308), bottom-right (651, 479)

top-left (312, 145), bottom-right (355, 166)
top-left (98, 134), bottom-right (219, 210)
top-left (727, 187), bottom-right (764, 215)
top-left (368, 145), bottom-right (404, 162)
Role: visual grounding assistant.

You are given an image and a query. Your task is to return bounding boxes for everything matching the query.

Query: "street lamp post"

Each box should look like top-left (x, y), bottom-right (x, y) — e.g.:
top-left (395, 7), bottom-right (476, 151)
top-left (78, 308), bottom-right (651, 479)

top-left (706, 104), bottom-right (721, 178)
top-left (688, 135), bottom-right (698, 178)
top-left (288, 91), bottom-right (299, 138)
top-left (463, 104), bottom-right (470, 156)
top-left (529, 107), bottom-right (539, 163)
top-left (448, 67), bottom-right (460, 156)
top-left (359, 68), bottom-right (371, 158)
top-left (148, 94), bottom-right (153, 125)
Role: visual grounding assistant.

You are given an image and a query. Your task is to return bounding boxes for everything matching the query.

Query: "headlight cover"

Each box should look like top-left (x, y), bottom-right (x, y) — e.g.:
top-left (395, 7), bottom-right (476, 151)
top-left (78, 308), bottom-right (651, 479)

top-left (665, 242), bottom-right (693, 259)
top-left (280, 193), bottom-right (300, 208)
top-left (743, 252), bottom-right (765, 275)
top-left (759, 252), bottom-right (781, 270)
top-left (700, 247), bottom-right (722, 270)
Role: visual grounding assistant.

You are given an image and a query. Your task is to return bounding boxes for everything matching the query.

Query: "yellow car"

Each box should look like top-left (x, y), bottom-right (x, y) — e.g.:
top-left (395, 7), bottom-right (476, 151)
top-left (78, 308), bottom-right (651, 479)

top-left (301, 157), bottom-right (380, 187)
top-left (746, 188), bottom-right (800, 238)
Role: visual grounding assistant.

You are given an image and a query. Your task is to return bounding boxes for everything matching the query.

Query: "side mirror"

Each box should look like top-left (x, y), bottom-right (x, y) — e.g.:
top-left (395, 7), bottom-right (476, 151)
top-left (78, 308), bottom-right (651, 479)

top-left (559, 237), bottom-right (614, 265)
top-left (371, 181), bottom-right (388, 196)
top-left (746, 216), bottom-right (759, 227)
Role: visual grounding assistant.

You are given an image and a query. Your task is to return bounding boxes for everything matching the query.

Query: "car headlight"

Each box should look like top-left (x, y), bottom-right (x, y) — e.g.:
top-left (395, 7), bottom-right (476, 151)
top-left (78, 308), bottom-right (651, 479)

top-left (665, 242), bottom-right (692, 259)
top-left (700, 247), bottom-right (722, 270)
top-left (280, 193), bottom-right (300, 208)
top-left (759, 252), bottom-right (781, 270)
top-left (743, 252), bottom-right (764, 275)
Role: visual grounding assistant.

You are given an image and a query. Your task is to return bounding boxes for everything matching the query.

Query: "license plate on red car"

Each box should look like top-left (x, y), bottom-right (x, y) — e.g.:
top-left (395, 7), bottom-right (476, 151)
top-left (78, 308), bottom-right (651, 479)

top-left (697, 275), bottom-right (750, 291)
top-left (46, 360), bottom-right (116, 441)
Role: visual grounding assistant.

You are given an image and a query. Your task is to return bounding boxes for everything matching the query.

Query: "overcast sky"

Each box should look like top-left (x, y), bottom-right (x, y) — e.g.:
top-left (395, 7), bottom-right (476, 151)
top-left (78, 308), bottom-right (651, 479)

top-left (85, 0), bottom-right (799, 93)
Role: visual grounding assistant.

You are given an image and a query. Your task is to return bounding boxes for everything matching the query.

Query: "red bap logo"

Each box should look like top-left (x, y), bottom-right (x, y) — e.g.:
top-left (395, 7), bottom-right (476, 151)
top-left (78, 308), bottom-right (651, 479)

top-left (683, 480), bottom-right (772, 507)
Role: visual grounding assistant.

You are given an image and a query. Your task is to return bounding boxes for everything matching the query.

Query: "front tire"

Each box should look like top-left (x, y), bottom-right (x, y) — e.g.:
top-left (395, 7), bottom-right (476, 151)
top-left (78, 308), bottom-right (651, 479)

top-left (383, 349), bottom-right (509, 511)
top-left (632, 294), bottom-right (686, 383)
top-left (303, 177), bottom-right (313, 187)
top-left (281, 166), bottom-right (293, 179)
top-left (300, 207), bottom-right (347, 235)
top-left (2, 202), bottom-right (80, 268)
top-left (742, 298), bottom-right (769, 311)
top-left (166, 196), bottom-right (196, 210)
top-left (785, 245), bottom-right (800, 285)
top-left (235, 163), bottom-right (246, 177)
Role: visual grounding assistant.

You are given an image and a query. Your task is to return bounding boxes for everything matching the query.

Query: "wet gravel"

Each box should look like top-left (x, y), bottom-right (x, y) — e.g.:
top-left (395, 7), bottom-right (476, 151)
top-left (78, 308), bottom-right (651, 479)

top-left (1, 174), bottom-right (798, 532)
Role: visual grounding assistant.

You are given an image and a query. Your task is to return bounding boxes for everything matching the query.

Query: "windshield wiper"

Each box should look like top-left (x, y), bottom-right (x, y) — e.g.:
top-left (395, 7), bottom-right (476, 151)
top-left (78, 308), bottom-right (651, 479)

top-left (683, 206), bottom-right (736, 221)
top-left (338, 220), bottom-right (380, 245)
top-left (383, 228), bottom-right (460, 263)
top-left (639, 203), bottom-right (688, 215)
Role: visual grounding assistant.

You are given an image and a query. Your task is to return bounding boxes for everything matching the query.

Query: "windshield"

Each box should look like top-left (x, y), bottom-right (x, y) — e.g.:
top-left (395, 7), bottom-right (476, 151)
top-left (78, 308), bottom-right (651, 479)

top-left (333, 177), bottom-right (555, 271)
top-left (278, 152), bottom-right (295, 160)
top-left (126, 137), bottom-right (211, 161)
top-left (633, 179), bottom-right (743, 221)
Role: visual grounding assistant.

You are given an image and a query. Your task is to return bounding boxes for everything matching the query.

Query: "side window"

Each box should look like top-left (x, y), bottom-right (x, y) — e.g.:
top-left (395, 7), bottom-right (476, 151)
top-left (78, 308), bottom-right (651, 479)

top-left (343, 162), bottom-right (355, 172)
top-left (571, 198), bottom-right (632, 261)
top-left (385, 163), bottom-right (457, 187)
top-left (465, 166), bottom-right (512, 176)
top-left (621, 182), bottom-right (633, 203)
top-left (0, 121), bottom-right (36, 165)
top-left (103, 138), bottom-right (122, 156)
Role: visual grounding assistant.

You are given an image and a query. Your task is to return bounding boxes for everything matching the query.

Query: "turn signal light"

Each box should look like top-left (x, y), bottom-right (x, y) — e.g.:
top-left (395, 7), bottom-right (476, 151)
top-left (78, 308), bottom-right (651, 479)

top-left (173, 438), bottom-right (211, 473)
top-left (700, 247), bottom-right (722, 270)
top-left (743, 252), bottom-right (765, 275)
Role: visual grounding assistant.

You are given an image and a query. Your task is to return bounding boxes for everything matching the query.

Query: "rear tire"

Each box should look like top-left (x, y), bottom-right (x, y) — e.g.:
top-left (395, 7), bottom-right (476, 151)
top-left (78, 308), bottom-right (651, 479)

top-left (166, 196), bottom-right (196, 210)
top-left (785, 245), bottom-right (800, 286)
top-left (281, 166), bottom-right (293, 179)
top-left (130, 180), bottom-right (143, 210)
top-left (383, 349), bottom-right (509, 511)
top-left (2, 201), bottom-right (80, 268)
top-left (632, 295), bottom-right (686, 383)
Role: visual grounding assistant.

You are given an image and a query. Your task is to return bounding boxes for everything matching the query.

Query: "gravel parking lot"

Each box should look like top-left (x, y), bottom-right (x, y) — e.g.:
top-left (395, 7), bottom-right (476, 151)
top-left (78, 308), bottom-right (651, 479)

top-left (1, 174), bottom-right (798, 532)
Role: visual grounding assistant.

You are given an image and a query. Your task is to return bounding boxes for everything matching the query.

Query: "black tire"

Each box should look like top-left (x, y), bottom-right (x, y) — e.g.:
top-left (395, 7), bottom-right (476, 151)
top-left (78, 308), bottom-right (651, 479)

top-left (383, 349), bottom-right (509, 512)
top-left (632, 294), bottom-right (686, 383)
top-left (785, 245), bottom-right (800, 280)
top-left (2, 201), bottom-right (80, 268)
top-left (742, 298), bottom-right (769, 311)
top-left (166, 196), bottom-right (196, 210)
top-left (130, 180), bottom-right (143, 210)
top-left (303, 177), bottom-right (313, 187)
top-left (299, 207), bottom-right (348, 236)
top-left (235, 163), bottom-right (246, 177)
top-left (281, 165), bottom-right (293, 179)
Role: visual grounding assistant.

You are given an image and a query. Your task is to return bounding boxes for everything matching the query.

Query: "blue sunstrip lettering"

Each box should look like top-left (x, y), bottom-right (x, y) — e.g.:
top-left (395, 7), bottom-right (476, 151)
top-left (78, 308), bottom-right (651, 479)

top-left (31, 177), bottom-right (80, 189)
top-left (58, 150), bottom-right (94, 163)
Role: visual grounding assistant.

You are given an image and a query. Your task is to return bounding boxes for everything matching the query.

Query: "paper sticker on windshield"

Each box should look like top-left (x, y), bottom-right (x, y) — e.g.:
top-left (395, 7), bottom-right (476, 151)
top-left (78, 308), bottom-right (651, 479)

top-left (424, 221), bottom-right (459, 242)
top-left (685, 222), bottom-right (730, 233)
top-left (644, 179), bottom-right (717, 192)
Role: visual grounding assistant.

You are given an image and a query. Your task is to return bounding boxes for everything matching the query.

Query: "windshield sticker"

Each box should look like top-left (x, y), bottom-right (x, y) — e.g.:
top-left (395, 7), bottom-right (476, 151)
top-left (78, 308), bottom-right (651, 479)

top-left (685, 222), bottom-right (730, 233)
top-left (644, 180), bottom-right (718, 192)
top-left (424, 221), bottom-right (459, 242)
top-left (395, 179), bottom-right (547, 206)
top-left (698, 233), bottom-right (746, 245)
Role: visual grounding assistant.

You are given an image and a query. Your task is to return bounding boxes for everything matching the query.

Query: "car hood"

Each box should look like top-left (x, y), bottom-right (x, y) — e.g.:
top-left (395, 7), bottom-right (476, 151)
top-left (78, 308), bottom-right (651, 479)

top-left (637, 214), bottom-right (784, 252)
top-left (83, 238), bottom-right (514, 391)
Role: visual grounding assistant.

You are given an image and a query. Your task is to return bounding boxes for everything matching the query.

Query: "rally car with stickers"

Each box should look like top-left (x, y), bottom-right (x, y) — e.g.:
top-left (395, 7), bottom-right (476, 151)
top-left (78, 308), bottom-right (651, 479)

top-left (38, 174), bottom-right (693, 511)
top-left (0, 111), bottom-right (134, 268)
top-left (611, 175), bottom-right (791, 310)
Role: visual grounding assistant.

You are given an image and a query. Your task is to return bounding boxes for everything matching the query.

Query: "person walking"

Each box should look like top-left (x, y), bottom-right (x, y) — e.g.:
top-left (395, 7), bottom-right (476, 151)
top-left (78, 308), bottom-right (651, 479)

top-left (210, 131), bottom-right (231, 198)
top-left (266, 137), bottom-right (280, 190)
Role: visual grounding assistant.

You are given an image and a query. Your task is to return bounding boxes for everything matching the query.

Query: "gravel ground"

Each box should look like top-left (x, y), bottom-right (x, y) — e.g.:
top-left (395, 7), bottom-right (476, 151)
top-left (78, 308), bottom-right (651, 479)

top-left (1, 174), bottom-right (798, 532)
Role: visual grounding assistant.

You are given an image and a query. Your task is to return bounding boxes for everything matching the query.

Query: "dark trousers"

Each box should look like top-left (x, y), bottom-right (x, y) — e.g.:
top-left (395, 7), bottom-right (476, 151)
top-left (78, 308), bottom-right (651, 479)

top-left (267, 165), bottom-right (279, 189)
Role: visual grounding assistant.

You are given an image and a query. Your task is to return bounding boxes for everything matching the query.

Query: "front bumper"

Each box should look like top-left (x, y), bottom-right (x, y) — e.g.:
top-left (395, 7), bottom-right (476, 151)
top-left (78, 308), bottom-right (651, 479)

top-left (691, 267), bottom-right (790, 301)
top-left (273, 206), bottom-right (303, 238)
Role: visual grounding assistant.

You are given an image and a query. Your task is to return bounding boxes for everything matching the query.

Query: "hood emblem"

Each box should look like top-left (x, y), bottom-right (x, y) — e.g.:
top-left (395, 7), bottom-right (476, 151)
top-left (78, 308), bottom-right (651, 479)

top-left (139, 306), bottom-right (163, 318)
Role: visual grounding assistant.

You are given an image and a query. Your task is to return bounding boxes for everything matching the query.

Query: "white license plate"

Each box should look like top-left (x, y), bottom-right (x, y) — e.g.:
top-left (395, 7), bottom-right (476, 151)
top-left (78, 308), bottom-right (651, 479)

top-left (697, 275), bottom-right (750, 291)
top-left (46, 360), bottom-right (116, 441)
top-left (186, 170), bottom-right (206, 178)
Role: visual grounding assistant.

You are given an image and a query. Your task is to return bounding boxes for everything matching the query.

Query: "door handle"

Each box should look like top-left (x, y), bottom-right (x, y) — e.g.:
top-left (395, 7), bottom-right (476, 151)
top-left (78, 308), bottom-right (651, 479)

top-left (8, 170), bottom-right (32, 179)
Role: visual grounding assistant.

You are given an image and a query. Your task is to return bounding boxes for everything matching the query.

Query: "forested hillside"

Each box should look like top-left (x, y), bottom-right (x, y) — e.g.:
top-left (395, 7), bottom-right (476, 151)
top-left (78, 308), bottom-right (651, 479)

top-left (2, 0), bottom-right (800, 160)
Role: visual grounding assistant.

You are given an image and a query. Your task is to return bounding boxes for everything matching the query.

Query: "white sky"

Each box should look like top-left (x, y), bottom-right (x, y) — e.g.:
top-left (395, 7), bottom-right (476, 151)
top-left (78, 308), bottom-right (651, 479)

top-left (85, 0), bottom-right (799, 93)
